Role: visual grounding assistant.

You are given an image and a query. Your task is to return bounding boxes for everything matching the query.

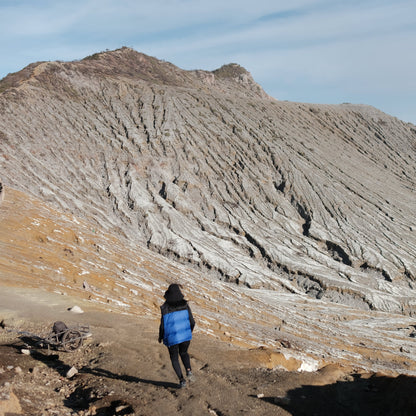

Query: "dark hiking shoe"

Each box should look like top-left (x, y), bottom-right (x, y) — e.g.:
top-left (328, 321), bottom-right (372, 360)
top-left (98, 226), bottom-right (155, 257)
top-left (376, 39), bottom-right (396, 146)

top-left (179, 379), bottom-right (187, 388)
top-left (186, 371), bottom-right (195, 383)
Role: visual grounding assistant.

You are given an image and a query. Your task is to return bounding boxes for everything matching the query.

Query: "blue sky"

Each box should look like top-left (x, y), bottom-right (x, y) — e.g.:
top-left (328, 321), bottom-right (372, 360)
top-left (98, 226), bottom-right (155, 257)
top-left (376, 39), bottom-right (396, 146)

top-left (1, 0), bottom-right (415, 124)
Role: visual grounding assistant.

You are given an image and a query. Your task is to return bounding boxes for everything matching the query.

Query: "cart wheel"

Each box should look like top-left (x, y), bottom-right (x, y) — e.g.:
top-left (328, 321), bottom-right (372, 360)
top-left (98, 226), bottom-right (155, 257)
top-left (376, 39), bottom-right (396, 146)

top-left (62, 329), bottom-right (83, 351)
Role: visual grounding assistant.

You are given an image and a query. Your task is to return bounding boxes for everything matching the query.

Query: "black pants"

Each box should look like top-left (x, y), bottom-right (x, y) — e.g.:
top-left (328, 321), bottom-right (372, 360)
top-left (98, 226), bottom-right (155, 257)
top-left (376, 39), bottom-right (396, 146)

top-left (168, 341), bottom-right (191, 380)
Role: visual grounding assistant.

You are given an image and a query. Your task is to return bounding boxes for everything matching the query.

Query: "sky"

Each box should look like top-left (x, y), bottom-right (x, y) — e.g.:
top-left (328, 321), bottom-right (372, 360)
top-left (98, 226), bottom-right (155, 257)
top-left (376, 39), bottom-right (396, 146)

top-left (0, 0), bottom-right (415, 125)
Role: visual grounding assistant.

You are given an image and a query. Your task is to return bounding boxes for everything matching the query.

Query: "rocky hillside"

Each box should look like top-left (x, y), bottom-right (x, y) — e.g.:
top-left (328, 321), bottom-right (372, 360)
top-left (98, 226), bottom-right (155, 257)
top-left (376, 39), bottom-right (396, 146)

top-left (2, 186), bottom-right (416, 378)
top-left (0, 47), bottom-right (415, 316)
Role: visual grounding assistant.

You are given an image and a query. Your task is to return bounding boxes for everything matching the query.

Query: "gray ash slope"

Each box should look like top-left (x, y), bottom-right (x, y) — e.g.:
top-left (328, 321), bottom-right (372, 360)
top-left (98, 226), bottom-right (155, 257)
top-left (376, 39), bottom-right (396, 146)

top-left (1, 47), bottom-right (416, 314)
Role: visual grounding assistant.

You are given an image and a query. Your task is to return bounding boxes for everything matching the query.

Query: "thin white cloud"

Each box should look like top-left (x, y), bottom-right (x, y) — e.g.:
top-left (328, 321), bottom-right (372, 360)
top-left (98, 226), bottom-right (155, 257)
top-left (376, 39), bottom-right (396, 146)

top-left (142, 0), bottom-right (415, 56)
top-left (1, 1), bottom-right (97, 36)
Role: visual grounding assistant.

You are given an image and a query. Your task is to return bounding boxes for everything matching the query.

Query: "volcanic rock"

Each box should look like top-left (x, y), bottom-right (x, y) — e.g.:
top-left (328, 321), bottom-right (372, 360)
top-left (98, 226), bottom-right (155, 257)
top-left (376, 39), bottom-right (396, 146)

top-left (1, 47), bottom-right (415, 315)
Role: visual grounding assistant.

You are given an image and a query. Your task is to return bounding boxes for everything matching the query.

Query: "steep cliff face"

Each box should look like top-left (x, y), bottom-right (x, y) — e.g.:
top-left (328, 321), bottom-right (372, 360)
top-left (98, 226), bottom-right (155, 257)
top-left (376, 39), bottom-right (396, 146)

top-left (1, 47), bottom-right (415, 315)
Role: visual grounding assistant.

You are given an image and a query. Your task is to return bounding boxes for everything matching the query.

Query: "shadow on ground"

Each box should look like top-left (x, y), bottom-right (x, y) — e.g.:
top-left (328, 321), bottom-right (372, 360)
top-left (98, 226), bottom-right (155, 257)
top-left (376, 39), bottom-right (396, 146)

top-left (261, 373), bottom-right (416, 416)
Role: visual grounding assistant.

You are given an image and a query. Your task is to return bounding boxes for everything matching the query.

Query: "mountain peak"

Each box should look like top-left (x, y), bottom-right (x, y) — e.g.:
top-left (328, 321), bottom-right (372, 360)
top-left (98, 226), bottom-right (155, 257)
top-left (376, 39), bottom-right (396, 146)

top-left (77, 47), bottom-right (186, 85)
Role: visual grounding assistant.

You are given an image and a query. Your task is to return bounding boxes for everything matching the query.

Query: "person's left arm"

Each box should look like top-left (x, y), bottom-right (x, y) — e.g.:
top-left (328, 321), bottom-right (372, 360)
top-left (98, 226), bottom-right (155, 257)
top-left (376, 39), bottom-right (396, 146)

top-left (158, 313), bottom-right (164, 343)
top-left (187, 305), bottom-right (195, 331)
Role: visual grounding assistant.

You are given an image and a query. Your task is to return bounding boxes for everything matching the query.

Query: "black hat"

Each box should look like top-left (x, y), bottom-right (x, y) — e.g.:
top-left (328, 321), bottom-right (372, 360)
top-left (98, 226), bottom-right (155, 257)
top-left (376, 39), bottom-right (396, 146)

top-left (164, 283), bottom-right (184, 303)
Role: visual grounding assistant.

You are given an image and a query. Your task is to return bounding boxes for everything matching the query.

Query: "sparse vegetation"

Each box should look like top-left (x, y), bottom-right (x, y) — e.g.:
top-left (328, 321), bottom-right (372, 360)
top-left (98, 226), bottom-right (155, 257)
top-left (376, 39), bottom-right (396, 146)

top-left (213, 63), bottom-right (248, 79)
top-left (82, 52), bottom-right (103, 61)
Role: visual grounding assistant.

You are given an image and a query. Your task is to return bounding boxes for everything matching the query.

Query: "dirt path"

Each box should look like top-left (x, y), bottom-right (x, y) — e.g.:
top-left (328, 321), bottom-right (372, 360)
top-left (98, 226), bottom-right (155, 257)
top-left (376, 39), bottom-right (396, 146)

top-left (1, 286), bottom-right (416, 416)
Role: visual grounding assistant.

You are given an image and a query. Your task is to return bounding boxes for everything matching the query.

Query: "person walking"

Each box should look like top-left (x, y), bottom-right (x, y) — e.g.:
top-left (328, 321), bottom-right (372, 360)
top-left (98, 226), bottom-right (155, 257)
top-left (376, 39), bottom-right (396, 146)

top-left (158, 283), bottom-right (195, 388)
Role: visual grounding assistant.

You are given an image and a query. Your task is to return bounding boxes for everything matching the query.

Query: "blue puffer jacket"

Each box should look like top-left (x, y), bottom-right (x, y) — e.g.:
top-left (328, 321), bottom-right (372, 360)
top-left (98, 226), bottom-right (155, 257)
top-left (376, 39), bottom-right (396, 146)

top-left (162, 307), bottom-right (193, 347)
top-left (159, 301), bottom-right (195, 347)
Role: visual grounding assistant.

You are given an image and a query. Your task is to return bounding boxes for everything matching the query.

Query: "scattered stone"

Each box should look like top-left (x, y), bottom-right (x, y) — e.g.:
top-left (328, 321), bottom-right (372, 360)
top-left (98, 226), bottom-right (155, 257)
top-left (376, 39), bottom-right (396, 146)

top-left (21, 348), bottom-right (31, 355)
top-left (66, 366), bottom-right (78, 378)
top-left (115, 404), bottom-right (130, 413)
top-left (274, 396), bottom-right (291, 406)
top-left (14, 366), bottom-right (23, 374)
top-left (277, 339), bottom-right (291, 349)
top-left (68, 305), bottom-right (84, 314)
top-left (256, 393), bottom-right (265, 398)
top-left (97, 341), bottom-right (112, 348)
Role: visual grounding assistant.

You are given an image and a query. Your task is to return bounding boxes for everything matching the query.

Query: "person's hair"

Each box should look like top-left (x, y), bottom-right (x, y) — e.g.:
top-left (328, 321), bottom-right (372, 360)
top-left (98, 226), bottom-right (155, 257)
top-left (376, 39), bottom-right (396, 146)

top-left (164, 283), bottom-right (186, 305)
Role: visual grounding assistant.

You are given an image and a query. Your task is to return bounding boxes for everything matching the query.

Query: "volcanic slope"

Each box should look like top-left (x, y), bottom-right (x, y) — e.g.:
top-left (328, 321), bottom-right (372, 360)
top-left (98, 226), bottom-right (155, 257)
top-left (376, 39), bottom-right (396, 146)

top-left (2, 185), bottom-right (416, 377)
top-left (1, 47), bottom-right (416, 317)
